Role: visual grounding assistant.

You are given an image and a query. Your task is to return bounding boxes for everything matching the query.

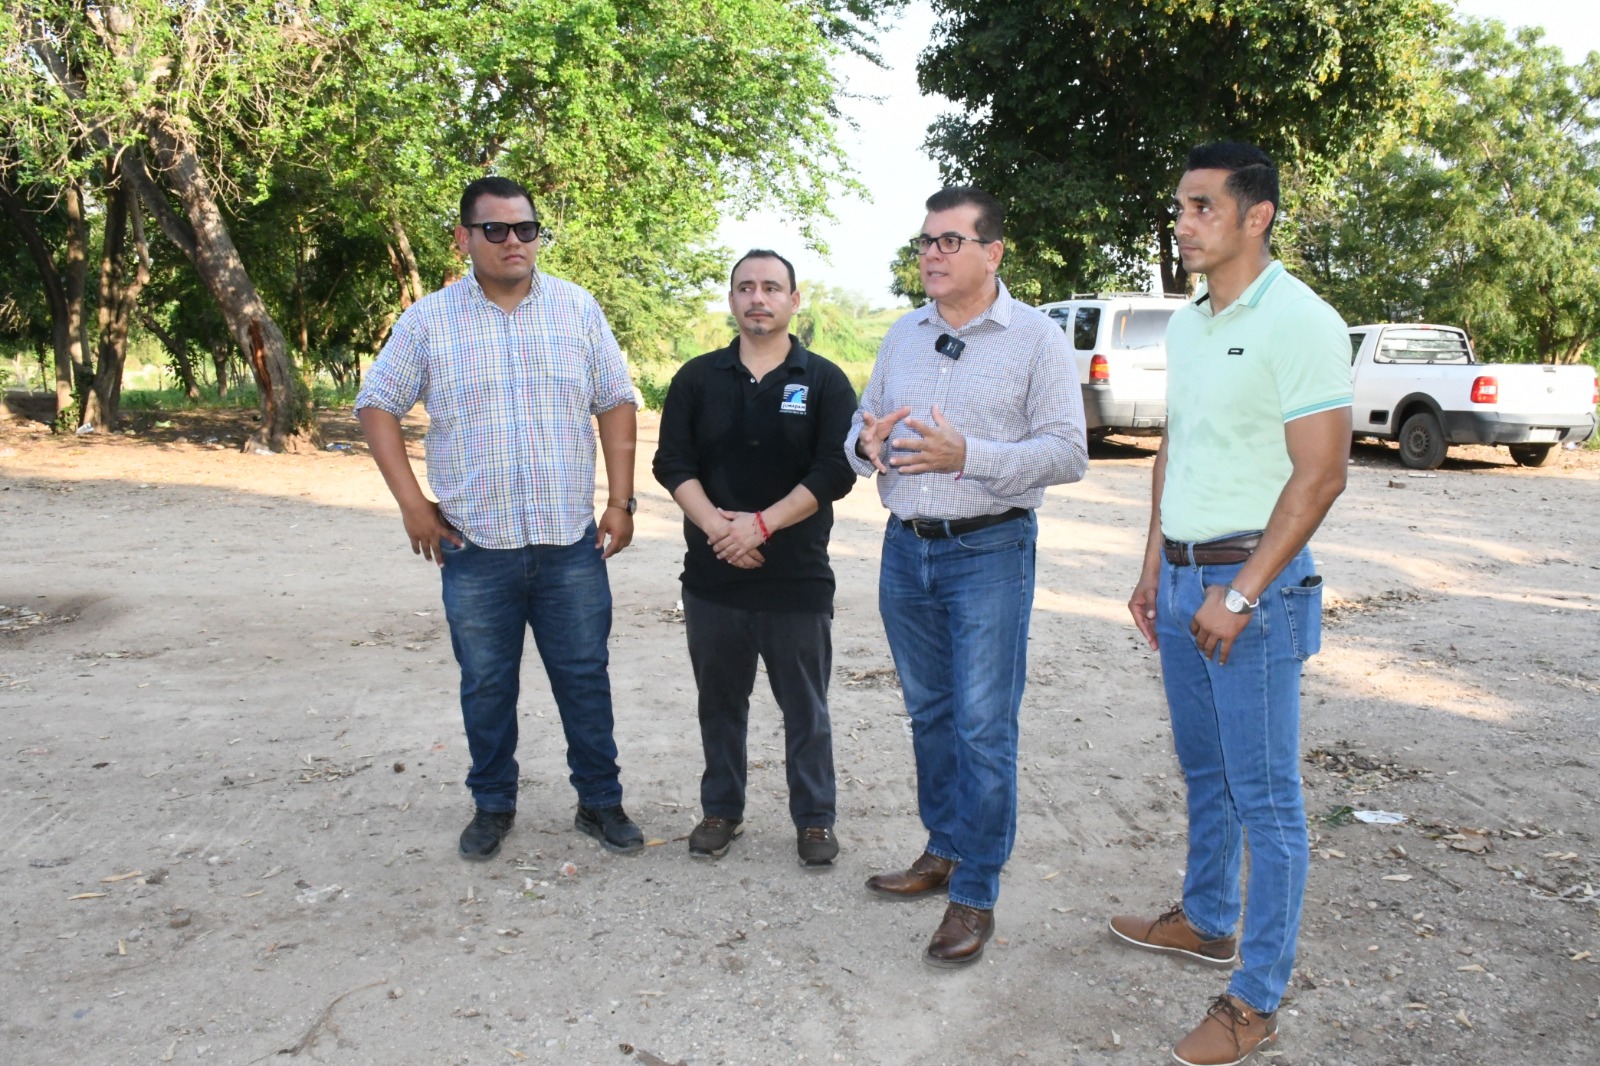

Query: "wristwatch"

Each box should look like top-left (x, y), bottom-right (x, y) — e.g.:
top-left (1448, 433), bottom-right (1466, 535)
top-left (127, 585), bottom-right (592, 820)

top-left (1223, 586), bottom-right (1259, 614)
top-left (608, 497), bottom-right (637, 515)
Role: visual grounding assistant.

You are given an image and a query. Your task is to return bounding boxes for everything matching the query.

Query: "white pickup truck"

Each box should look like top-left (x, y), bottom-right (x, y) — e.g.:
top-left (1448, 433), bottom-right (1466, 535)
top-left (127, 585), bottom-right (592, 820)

top-left (1348, 324), bottom-right (1598, 469)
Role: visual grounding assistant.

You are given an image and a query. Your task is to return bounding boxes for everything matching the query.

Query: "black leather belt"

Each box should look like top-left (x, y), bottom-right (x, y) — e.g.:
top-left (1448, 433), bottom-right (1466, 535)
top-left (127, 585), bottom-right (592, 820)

top-left (1163, 531), bottom-right (1263, 566)
top-left (902, 507), bottom-right (1028, 540)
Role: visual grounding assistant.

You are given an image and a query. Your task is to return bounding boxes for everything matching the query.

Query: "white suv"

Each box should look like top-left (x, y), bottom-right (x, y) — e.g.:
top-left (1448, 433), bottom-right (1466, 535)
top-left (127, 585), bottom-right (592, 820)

top-left (1037, 292), bottom-right (1187, 438)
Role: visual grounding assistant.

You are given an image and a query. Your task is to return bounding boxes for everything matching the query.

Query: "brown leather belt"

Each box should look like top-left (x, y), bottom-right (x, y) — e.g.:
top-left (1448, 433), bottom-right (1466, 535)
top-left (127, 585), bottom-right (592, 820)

top-left (1163, 531), bottom-right (1263, 566)
top-left (902, 507), bottom-right (1028, 540)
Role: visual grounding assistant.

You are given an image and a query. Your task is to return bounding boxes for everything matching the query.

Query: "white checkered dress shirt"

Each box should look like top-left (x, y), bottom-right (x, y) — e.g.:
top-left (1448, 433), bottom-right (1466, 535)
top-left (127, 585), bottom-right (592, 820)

top-left (845, 279), bottom-right (1088, 519)
top-left (356, 270), bottom-right (635, 549)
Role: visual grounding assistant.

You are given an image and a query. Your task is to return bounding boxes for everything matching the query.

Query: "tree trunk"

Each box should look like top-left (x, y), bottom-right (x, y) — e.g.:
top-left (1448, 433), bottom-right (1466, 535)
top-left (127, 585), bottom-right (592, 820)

top-left (212, 339), bottom-right (231, 398)
top-left (138, 123), bottom-right (318, 452)
top-left (1157, 222), bottom-right (1188, 295)
top-left (140, 311), bottom-right (200, 399)
top-left (63, 179), bottom-right (92, 419)
top-left (82, 161), bottom-right (151, 430)
top-left (392, 215), bottom-right (426, 304)
top-left (0, 176), bottom-right (90, 429)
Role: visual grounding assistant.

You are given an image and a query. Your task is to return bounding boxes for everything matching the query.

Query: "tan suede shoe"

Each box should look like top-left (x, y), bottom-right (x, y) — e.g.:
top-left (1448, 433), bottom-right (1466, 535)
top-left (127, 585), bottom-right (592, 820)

top-left (1108, 904), bottom-right (1238, 967)
top-left (1172, 994), bottom-right (1278, 1066)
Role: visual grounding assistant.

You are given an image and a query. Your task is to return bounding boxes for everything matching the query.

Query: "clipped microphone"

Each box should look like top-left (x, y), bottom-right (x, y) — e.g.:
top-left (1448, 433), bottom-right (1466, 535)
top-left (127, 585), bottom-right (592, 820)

top-left (935, 333), bottom-right (965, 360)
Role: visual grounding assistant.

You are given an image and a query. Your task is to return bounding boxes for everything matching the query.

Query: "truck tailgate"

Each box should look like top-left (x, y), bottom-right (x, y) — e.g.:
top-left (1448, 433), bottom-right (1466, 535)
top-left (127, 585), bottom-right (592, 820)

top-left (1480, 364), bottom-right (1597, 418)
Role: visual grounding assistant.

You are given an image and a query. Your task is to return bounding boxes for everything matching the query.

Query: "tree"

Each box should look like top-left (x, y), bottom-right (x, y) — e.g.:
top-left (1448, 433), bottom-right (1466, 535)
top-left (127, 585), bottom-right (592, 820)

top-left (917, 0), bottom-right (1445, 301)
top-left (1291, 19), bottom-right (1600, 364)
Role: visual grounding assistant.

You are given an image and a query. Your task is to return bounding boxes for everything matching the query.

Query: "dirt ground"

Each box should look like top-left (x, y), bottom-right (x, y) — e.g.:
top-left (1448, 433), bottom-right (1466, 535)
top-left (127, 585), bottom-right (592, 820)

top-left (2, 406), bottom-right (1597, 1066)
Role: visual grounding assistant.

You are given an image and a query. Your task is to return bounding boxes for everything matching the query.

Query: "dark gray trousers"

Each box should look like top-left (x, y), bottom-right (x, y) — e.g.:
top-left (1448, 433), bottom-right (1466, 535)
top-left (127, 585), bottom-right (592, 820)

top-left (682, 589), bottom-right (836, 828)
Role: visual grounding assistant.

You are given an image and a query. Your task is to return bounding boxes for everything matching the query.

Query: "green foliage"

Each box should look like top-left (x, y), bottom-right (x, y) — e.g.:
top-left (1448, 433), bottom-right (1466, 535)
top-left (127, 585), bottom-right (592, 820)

top-left (1, 0), bottom-right (897, 396)
top-left (1289, 19), bottom-right (1600, 365)
top-left (919, 0), bottom-right (1446, 300)
top-left (887, 244), bottom-right (926, 305)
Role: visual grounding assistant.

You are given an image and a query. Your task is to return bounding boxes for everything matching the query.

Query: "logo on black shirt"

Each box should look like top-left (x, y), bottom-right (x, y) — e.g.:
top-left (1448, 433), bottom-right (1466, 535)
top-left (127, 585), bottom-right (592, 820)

top-left (780, 384), bottom-right (809, 415)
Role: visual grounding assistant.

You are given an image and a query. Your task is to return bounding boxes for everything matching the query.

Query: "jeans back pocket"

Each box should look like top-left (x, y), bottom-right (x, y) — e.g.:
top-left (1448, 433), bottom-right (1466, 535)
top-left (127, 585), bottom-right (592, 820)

top-left (1280, 574), bottom-right (1324, 661)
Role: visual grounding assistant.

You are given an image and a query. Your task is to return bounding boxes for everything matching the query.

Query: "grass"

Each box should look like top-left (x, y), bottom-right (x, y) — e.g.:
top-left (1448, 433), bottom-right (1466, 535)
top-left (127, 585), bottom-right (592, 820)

top-left (120, 381), bottom-right (361, 411)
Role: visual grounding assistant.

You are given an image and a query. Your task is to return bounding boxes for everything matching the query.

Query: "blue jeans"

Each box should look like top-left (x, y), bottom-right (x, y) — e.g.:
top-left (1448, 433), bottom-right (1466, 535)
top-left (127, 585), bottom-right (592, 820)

top-left (879, 512), bottom-right (1037, 911)
top-left (438, 525), bottom-right (622, 814)
top-left (1156, 545), bottom-right (1322, 1014)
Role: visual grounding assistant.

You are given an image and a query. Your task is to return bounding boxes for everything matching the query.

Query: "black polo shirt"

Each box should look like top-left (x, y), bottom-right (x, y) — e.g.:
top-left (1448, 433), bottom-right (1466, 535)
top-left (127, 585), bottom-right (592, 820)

top-left (652, 336), bottom-right (857, 613)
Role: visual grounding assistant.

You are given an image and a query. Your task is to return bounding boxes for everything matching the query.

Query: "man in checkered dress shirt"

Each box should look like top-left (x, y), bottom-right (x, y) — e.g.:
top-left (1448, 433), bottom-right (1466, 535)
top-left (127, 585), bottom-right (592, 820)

top-left (356, 176), bottom-right (646, 862)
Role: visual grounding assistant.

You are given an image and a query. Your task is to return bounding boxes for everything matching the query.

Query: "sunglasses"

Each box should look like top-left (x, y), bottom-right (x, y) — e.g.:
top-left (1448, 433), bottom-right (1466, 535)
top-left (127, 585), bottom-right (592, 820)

top-left (463, 221), bottom-right (541, 244)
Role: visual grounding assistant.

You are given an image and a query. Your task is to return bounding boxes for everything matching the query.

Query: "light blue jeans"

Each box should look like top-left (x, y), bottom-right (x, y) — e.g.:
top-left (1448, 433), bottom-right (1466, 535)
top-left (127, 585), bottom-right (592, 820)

top-left (1156, 546), bottom-right (1322, 1014)
top-left (879, 512), bottom-right (1036, 911)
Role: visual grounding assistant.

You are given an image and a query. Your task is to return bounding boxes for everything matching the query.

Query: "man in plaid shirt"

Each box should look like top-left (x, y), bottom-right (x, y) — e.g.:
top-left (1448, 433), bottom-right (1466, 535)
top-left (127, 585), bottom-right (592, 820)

top-left (356, 176), bottom-right (645, 861)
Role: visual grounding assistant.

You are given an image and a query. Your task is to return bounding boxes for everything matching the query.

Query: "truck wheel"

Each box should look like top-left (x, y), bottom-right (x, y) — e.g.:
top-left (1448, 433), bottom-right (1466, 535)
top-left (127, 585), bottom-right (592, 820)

top-left (1398, 412), bottom-right (1446, 470)
top-left (1508, 443), bottom-right (1556, 467)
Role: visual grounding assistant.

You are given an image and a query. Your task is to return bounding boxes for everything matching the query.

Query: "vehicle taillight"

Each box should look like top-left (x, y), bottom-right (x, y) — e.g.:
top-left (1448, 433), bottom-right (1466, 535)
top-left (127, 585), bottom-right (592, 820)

top-left (1470, 376), bottom-right (1498, 404)
top-left (1089, 354), bottom-right (1110, 382)
top-left (1592, 379), bottom-right (1598, 406)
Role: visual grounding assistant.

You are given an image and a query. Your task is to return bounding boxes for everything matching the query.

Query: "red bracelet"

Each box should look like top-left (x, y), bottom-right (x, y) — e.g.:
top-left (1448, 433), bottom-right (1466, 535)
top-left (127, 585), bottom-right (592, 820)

top-left (754, 511), bottom-right (771, 542)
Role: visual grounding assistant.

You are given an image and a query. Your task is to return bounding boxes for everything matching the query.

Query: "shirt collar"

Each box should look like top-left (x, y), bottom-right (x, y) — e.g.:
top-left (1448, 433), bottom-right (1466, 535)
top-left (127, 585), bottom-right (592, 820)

top-left (917, 278), bottom-right (1015, 332)
top-left (1191, 260), bottom-right (1285, 317)
top-left (711, 335), bottom-right (810, 372)
top-left (464, 268), bottom-right (544, 309)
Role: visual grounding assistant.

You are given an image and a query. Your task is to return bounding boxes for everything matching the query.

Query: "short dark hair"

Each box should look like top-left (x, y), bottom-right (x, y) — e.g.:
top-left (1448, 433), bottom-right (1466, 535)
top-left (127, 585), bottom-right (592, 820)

top-left (924, 186), bottom-right (1004, 243)
top-left (460, 176), bottom-right (538, 226)
top-left (1184, 142), bottom-right (1279, 237)
top-left (729, 249), bottom-right (797, 292)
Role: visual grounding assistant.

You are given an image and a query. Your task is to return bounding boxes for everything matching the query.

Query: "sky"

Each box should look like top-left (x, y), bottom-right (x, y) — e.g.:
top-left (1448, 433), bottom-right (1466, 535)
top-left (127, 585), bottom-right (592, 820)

top-left (715, 0), bottom-right (1600, 309)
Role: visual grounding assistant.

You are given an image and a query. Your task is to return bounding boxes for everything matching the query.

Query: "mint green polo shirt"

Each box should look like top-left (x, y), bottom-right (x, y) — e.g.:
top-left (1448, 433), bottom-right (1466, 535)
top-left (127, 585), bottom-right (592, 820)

top-left (1160, 261), bottom-right (1352, 543)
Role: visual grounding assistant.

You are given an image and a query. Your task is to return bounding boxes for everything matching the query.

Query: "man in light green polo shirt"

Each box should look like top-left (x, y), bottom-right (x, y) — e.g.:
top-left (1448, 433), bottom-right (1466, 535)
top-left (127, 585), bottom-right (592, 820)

top-left (1109, 142), bottom-right (1352, 1066)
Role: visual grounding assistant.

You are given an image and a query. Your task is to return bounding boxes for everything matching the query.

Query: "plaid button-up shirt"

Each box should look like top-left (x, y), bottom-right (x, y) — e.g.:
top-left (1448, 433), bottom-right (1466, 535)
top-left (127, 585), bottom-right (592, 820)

top-left (356, 270), bottom-right (635, 549)
top-left (845, 280), bottom-right (1088, 519)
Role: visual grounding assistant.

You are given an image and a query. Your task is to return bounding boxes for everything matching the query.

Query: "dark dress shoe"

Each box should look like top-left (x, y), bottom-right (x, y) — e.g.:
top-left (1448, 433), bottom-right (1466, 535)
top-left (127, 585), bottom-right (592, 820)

top-left (924, 902), bottom-right (994, 967)
top-left (864, 851), bottom-right (955, 898)
top-left (459, 808), bottom-right (515, 861)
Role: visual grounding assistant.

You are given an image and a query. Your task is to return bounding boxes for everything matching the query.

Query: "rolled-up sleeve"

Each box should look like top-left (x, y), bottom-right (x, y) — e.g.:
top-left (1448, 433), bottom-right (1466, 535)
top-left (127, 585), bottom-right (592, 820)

top-left (586, 300), bottom-right (636, 415)
top-left (355, 309), bottom-right (427, 417)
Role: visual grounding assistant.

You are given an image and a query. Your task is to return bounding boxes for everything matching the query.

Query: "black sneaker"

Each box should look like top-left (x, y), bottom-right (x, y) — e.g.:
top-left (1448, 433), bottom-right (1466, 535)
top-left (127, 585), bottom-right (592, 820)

top-left (459, 808), bottom-right (515, 861)
top-left (688, 816), bottom-right (744, 859)
top-left (797, 826), bottom-right (839, 867)
top-left (574, 804), bottom-right (645, 854)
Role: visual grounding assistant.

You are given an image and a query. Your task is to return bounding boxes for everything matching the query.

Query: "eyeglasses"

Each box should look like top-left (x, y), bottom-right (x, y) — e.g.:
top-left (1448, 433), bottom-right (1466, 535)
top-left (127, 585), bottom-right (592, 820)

top-left (463, 221), bottom-right (542, 244)
top-left (908, 233), bottom-right (994, 256)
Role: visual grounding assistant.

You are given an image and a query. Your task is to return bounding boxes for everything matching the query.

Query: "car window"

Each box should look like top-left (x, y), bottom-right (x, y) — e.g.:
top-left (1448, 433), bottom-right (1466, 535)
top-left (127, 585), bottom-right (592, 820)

top-left (1374, 328), bottom-right (1471, 364)
top-left (1073, 307), bottom-right (1100, 351)
top-left (1348, 331), bottom-right (1367, 365)
top-left (1109, 308), bottom-right (1174, 350)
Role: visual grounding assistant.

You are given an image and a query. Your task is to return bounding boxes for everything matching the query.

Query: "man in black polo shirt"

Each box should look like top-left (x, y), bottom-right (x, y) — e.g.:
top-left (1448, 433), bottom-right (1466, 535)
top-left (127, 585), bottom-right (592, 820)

top-left (652, 249), bottom-right (857, 866)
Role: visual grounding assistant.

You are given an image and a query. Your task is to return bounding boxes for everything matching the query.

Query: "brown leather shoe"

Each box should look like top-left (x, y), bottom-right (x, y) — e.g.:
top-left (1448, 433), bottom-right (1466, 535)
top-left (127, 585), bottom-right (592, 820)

top-left (1108, 904), bottom-right (1238, 967)
top-left (1172, 994), bottom-right (1278, 1065)
top-left (923, 902), bottom-right (994, 967)
top-left (864, 851), bottom-right (955, 899)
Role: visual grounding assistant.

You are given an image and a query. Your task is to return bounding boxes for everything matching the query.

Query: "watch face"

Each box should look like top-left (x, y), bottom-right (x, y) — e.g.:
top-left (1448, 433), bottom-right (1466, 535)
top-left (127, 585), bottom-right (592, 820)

top-left (1225, 588), bottom-right (1251, 613)
top-left (626, 497), bottom-right (637, 515)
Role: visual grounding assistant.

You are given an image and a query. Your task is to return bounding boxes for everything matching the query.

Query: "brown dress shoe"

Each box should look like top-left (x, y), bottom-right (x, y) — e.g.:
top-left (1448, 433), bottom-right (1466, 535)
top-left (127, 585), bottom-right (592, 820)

top-left (1172, 994), bottom-right (1278, 1066)
top-left (1108, 904), bottom-right (1238, 967)
top-left (924, 902), bottom-right (994, 967)
top-left (864, 851), bottom-right (955, 899)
